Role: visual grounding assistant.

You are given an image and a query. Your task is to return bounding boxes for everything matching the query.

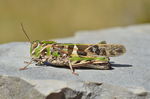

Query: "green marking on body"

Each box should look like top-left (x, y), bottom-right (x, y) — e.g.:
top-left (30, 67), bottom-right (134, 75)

top-left (34, 46), bottom-right (43, 57)
top-left (70, 56), bottom-right (108, 61)
top-left (46, 47), bottom-right (51, 56)
top-left (99, 41), bottom-right (107, 44)
top-left (41, 41), bottom-right (57, 44)
top-left (59, 43), bottom-right (91, 46)
top-left (95, 57), bottom-right (108, 61)
top-left (52, 51), bottom-right (60, 57)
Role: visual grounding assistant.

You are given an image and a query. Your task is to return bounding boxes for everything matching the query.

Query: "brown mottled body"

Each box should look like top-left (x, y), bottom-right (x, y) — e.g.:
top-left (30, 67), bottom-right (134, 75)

top-left (32, 43), bottom-right (126, 69)
top-left (85, 44), bottom-right (126, 57)
top-left (20, 41), bottom-right (126, 75)
top-left (19, 24), bottom-right (126, 75)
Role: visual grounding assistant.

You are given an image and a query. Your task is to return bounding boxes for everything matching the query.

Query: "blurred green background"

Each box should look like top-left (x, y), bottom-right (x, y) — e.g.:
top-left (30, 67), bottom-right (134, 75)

top-left (0, 0), bottom-right (150, 44)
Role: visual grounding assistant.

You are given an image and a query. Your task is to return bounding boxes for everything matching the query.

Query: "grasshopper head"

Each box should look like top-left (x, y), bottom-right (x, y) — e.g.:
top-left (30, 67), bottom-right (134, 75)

top-left (30, 40), bottom-right (42, 58)
top-left (30, 40), bottom-right (57, 58)
top-left (20, 23), bottom-right (57, 58)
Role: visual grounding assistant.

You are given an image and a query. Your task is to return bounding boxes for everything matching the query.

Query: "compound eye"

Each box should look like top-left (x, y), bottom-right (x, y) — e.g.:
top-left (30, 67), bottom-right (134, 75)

top-left (32, 42), bottom-right (38, 49)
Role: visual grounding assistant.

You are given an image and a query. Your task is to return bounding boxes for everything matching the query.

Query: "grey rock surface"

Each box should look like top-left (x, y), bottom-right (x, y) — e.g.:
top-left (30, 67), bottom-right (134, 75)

top-left (0, 24), bottom-right (150, 99)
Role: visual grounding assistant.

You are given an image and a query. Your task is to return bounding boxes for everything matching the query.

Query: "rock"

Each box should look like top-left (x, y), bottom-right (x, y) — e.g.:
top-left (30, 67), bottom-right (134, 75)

top-left (0, 75), bottom-right (44, 99)
top-left (0, 24), bottom-right (150, 99)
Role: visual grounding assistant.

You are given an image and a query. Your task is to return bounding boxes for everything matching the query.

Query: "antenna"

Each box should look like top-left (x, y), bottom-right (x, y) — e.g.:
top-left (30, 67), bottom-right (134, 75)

top-left (20, 23), bottom-right (31, 43)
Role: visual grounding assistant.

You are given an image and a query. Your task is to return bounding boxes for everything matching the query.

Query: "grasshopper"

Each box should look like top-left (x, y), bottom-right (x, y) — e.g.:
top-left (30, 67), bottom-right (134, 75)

top-left (19, 24), bottom-right (126, 75)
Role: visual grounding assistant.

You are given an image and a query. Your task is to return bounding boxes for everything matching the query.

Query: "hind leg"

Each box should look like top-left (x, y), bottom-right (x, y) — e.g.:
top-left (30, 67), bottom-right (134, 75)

top-left (68, 60), bottom-right (79, 76)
